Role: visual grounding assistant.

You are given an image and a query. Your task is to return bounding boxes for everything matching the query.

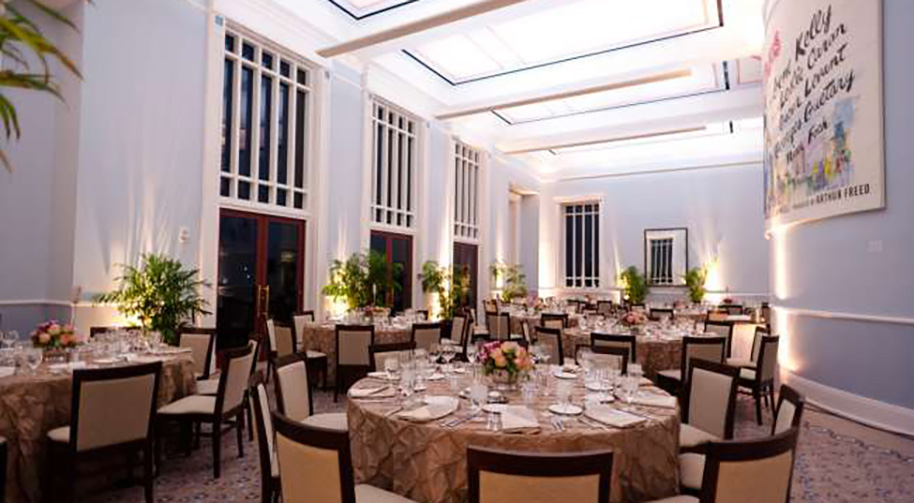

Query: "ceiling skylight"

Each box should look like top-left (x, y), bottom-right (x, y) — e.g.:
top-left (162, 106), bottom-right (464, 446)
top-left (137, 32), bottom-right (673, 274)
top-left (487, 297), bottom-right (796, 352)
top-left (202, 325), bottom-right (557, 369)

top-left (408, 0), bottom-right (720, 84)
top-left (549, 122), bottom-right (731, 155)
top-left (495, 63), bottom-right (723, 124)
top-left (329, 0), bottom-right (420, 20)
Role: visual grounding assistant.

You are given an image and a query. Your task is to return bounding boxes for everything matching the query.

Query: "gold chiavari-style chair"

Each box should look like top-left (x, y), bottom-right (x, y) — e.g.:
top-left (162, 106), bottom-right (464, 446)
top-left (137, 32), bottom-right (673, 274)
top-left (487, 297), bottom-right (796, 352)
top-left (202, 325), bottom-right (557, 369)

top-left (334, 325), bottom-right (375, 401)
top-left (250, 373), bottom-right (280, 503)
top-left (411, 322), bottom-right (443, 352)
top-left (656, 336), bottom-right (726, 394)
top-left (274, 353), bottom-right (347, 431)
top-left (272, 412), bottom-right (419, 503)
top-left (534, 327), bottom-right (563, 366)
top-left (738, 336), bottom-right (780, 425)
top-left (47, 362), bottom-right (162, 503)
top-left (467, 446), bottom-right (614, 503)
top-left (679, 360), bottom-right (740, 453)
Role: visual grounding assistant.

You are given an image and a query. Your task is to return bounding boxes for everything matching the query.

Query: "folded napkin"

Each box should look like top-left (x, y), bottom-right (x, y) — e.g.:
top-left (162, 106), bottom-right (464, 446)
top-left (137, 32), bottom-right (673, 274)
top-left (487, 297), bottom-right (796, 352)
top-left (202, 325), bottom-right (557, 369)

top-left (397, 401), bottom-right (458, 422)
top-left (639, 377), bottom-right (654, 387)
top-left (348, 386), bottom-right (396, 399)
top-left (500, 406), bottom-right (540, 433)
top-left (585, 405), bottom-right (647, 428)
top-left (0, 367), bottom-right (14, 378)
top-left (630, 392), bottom-right (677, 409)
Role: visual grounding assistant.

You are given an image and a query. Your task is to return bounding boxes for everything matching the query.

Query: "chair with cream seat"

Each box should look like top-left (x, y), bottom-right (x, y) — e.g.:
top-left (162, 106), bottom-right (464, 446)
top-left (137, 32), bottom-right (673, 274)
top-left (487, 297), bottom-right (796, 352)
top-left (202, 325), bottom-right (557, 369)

top-left (450, 313), bottom-right (468, 345)
top-left (369, 341), bottom-right (416, 372)
top-left (596, 300), bottom-right (613, 317)
top-left (335, 325), bottom-right (375, 401)
top-left (739, 335), bottom-right (780, 425)
top-left (651, 427), bottom-right (800, 503)
top-left (179, 327), bottom-right (218, 380)
top-left (679, 359), bottom-right (739, 453)
top-left (534, 326), bottom-right (564, 366)
top-left (250, 373), bottom-right (280, 503)
top-left (720, 304), bottom-right (744, 316)
top-left (588, 346), bottom-right (629, 374)
top-left (158, 343), bottom-right (255, 478)
top-left (47, 362), bottom-right (162, 503)
top-left (272, 411), bottom-right (419, 503)
top-left (411, 322), bottom-right (444, 352)
top-left (467, 446), bottom-right (614, 503)
top-left (274, 353), bottom-right (347, 431)
top-left (541, 313), bottom-right (568, 331)
top-left (196, 339), bottom-right (260, 442)
top-left (702, 321), bottom-right (734, 358)
top-left (591, 333), bottom-right (636, 362)
top-left (656, 336), bottom-right (726, 395)
top-left (725, 326), bottom-right (767, 370)
top-left (486, 312), bottom-right (510, 340)
top-left (649, 308), bottom-right (675, 322)
top-left (293, 311), bottom-right (329, 390)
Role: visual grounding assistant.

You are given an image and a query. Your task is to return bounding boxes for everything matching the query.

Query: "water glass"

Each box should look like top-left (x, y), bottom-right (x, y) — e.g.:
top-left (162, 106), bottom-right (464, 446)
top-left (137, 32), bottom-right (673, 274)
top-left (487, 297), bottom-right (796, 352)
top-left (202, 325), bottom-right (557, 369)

top-left (25, 348), bottom-right (43, 375)
top-left (555, 379), bottom-right (572, 407)
top-left (469, 380), bottom-right (487, 412)
top-left (623, 375), bottom-right (638, 404)
top-left (384, 357), bottom-right (399, 380)
top-left (521, 380), bottom-right (538, 406)
top-left (485, 411), bottom-right (500, 432)
top-left (629, 363), bottom-right (643, 382)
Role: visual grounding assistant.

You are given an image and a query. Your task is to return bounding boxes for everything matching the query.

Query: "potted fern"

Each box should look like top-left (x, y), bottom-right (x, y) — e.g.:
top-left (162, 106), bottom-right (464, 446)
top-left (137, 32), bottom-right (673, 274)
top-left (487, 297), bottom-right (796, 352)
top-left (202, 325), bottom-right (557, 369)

top-left (93, 254), bottom-right (211, 346)
top-left (323, 251), bottom-right (401, 314)
top-left (683, 266), bottom-right (708, 304)
top-left (418, 261), bottom-right (471, 320)
top-left (490, 261), bottom-right (527, 303)
top-left (619, 266), bottom-right (648, 305)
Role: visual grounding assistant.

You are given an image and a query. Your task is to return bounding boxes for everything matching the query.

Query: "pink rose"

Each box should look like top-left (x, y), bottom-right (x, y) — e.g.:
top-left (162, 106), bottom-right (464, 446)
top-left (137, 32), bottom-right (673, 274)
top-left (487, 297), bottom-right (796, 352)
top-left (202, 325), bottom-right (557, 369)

top-left (493, 354), bottom-right (507, 368)
top-left (47, 324), bottom-right (61, 336)
top-left (38, 332), bottom-right (51, 344)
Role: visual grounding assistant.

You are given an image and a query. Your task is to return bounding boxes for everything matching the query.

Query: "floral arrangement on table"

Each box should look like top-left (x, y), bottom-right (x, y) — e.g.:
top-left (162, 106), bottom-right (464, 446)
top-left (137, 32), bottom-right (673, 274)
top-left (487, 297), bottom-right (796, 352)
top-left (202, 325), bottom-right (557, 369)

top-left (620, 311), bottom-right (648, 327)
top-left (31, 321), bottom-right (85, 349)
top-left (479, 341), bottom-right (534, 384)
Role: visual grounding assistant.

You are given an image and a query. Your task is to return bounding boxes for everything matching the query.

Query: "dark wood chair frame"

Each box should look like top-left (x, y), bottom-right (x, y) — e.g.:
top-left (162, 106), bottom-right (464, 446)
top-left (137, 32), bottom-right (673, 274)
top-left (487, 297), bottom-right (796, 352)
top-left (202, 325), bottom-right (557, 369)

top-left (656, 336), bottom-right (726, 395)
top-left (540, 313), bottom-right (569, 329)
top-left (293, 310), bottom-right (315, 322)
top-left (739, 335), bottom-right (780, 425)
top-left (249, 373), bottom-right (280, 503)
top-left (292, 313), bottom-right (329, 391)
top-left (272, 353), bottom-right (315, 418)
top-left (271, 412), bottom-right (358, 503)
top-left (368, 341), bottom-right (416, 372)
top-left (719, 304), bottom-right (744, 315)
top-left (703, 320), bottom-right (735, 358)
top-left (484, 312), bottom-right (511, 340)
top-left (48, 362), bottom-right (162, 503)
top-left (680, 359), bottom-right (740, 453)
top-left (773, 384), bottom-right (806, 436)
top-left (534, 326), bottom-right (564, 365)
top-left (410, 322), bottom-right (444, 349)
top-left (590, 333), bottom-right (637, 362)
top-left (589, 346), bottom-right (630, 374)
top-left (334, 325), bottom-right (375, 402)
top-left (467, 446), bottom-right (614, 503)
top-left (649, 308), bottom-right (675, 321)
top-left (179, 327), bottom-right (218, 380)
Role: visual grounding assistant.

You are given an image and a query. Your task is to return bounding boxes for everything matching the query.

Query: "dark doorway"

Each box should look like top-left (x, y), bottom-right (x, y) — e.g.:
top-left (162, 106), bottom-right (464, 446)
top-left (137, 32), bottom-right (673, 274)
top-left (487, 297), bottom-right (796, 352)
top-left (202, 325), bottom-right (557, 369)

top-left (453, 242), bottom-right (479, 311)
top-left (369, 231), bottom-right (412, 313)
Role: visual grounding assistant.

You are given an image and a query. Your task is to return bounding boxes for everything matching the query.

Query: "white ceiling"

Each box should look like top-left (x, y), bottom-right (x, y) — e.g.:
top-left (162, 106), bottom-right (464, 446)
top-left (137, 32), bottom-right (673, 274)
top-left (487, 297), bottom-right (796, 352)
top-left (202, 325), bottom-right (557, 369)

top-left (285, 0), bottom-right (766, 180)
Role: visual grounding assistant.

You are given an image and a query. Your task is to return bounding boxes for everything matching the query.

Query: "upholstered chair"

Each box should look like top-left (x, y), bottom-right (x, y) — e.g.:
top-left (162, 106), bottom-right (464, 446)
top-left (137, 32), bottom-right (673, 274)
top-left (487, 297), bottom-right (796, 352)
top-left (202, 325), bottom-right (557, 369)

top-left (541, 313), bottom-right (568, 331)
top-left (411, 322), bottom-right (443, 352)
top-left (334, 324), bottom-right (375, 401)
top-left (702, 321), bottom-right (734, 358)
top-left (534, 327), bottom-right (564, 366)
top-left (591, 333), bottom-right (637, 362)
top-left (450, 313), bottom-right (468, 346)
top-left (596, 300), bottom-right (613, 317)
top-left (293, 311), bottom-right (330, 391)
top-left (47, 362), bottom-right (162, 503)
top-left (272, 412), bottom-right (418, 503)
top-left (486, 312), bottom-right (510, 340)
top-left (179, 328), bottom-right (218, 380)
top-left (588, 346), bottom-right (629, 374)
top-left (679, 360), bottom-right (740, 452)
top-left (274, 353), bottom-right (347, 431)
top-left (467, 446), bottom-right (614, 503)
top-left (656, 336), bottom-right (726, 394)
top-left (649, 308), bottom-right (674, 322)
top-left (726, 326), bottom-right (767, 370)
top-left (369, 341), bottom-right (416, 372)
top-left (250, 373), bottom-right (279, 503)
top-left (739, 336), bottom-right (781, 425)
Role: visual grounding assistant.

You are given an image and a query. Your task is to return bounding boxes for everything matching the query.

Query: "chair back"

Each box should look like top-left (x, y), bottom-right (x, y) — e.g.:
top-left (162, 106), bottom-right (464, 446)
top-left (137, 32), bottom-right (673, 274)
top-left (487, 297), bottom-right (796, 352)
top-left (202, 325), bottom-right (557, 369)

top-left (250, 374), bottom-right (277, 495)
top-left (272, 321), bottom-right (297, 358)
top-left (590, 333), bottom-right (636, 362)
top-left (756, 336), bottom-right (780, 383)
top-left (217, 343), bottom-right (256, 415)
top-left (179, 328), bottom-right (217, 379)
top-left (721, 304), bottom-right (744, 315)
top-left (649, 308), bottom-right (674, 322)
top-left (681, 336), bottom-right (726, 381)
top-left (335, 325), bottom-right (375, 367)
top-left (596, 301), bottom-right (613, 317)
top-left (534, 327), bottom-right (563, 365)
top-left (589, 346), bottom-right (628, 374)
top-left (274, 354), bottom-right (313, 422)
top-left (467, 446), bottom-right (613, 503)
top-left (684, 359), bottom-right (739, 440)
top-left (450, 314), bottom-right (468, 344)
top-left (541, 313), bottom-right (568, 330)
top-left (272, 412), bottom-right (356, 503)
top-left (293, 311), bottom-right (315, 346)
top-left (70, 362), bottom-right (162, 452)
top-left (486, 312), bottom-right (510, 340)
top-left (520, 321), bottom-right (531, 343)
top-left (412, 322), bottom-right (443, 352)
top-left (369, 342), bottom-right (416, 372)
top-left (629, 303), bottom-right (646, 313)
top-left (773, 385), bottom-right (805, 435)
top-left (703, 321), bottom-right (734, 357)
top-left (707, 311), bottom-right (728, 322)
top-left (700, 428), bottom-right (800, 503)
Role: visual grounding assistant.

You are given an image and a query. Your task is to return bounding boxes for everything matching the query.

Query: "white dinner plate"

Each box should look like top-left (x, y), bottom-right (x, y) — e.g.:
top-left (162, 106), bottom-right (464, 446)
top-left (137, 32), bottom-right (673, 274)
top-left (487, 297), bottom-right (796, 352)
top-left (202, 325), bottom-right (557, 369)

top-left (548, 404), bottom-right (583, 416)
top-left (553, 371), bottom-right (578, 380)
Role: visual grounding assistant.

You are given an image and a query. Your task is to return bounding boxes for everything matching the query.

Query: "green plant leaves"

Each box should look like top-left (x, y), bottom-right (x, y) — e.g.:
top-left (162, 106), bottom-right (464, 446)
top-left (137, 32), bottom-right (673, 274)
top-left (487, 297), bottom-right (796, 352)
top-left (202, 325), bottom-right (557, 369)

top-left (620, 266), bottom-right (648, 304)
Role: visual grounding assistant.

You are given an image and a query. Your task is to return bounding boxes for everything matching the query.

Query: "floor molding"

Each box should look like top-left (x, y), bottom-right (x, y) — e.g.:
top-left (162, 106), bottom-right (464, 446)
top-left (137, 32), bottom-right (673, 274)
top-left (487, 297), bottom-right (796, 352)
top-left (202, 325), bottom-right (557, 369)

top-left (781, 368), bottom-right (914, 437)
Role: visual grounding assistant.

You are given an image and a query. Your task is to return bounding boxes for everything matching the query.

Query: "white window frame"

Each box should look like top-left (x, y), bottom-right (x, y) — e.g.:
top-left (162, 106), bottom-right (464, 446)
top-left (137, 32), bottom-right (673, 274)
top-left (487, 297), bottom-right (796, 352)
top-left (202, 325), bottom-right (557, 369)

top-left (454, 141), bottom-right (480, 243)
top-left (562, 201), bottom-right (601, 289)
top-left (369, 98), bottom-right (419, 231)
top-left (220, 25), bottom-right (313, 215)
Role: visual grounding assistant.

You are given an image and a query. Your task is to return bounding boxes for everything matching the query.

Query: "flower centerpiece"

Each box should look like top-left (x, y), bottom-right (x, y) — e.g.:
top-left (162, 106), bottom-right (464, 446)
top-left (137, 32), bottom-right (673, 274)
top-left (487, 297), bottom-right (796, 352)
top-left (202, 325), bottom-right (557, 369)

top-left (31, 321), bottom-right (84, 350)
top-left (479, 341), bottom-right (534, 388)
top-left (620, 311), bottom-right (648, 334)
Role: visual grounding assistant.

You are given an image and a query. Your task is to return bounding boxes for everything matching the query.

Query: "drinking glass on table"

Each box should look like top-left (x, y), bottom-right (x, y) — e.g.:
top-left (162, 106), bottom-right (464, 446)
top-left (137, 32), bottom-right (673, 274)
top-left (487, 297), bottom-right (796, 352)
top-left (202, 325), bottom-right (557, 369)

top-left (555, 379), bottom-right (573, 408)
top-left (441, 341), bottom-right (456, 370)
top-left (384, 356), bottom-right (400, 380)
top-left (629, 363), bottom-right (643, 382)
top-left (623, 375), bottom-right (638, 405)
top-left (469, 379), bottom-right (487, 413)
top-left (429, 344), bottom-right (441, 366)
top-left (25, 348), bottom-right (43, 375)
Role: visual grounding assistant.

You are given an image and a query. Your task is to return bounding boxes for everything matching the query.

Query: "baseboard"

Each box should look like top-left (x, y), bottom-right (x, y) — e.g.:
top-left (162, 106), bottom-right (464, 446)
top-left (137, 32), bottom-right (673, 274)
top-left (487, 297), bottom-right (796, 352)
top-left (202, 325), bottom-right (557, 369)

top-left (780, 369), bottom-right (914, 437)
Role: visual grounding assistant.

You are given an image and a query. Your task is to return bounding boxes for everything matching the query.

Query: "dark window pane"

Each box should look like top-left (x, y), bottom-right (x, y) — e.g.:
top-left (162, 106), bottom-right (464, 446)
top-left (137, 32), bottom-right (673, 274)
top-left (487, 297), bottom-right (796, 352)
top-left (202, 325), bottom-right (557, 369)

top-left (277, 83), bottom-right (289, 185)
top-left (238, 180), bottom-right (251, 200)
top-left (293, 192), bottom-right (303, 209)
top-left (239, 66), bottom-right (253, 177)
top-left (280, 60), bottom-right (291, 78)
top-left (242, 42), bottom-right (255, 61)
top-left (407, 136), bottom-right (413, 212)
top-left (277, 189), bottom-right (287, 206)
top-left (220, 177), bottom-right (231, 197)
top-left (294, 90), bottom-right (306, 189)
top-left (217, 215), bottom-right (258, 347)
top-left (262, 51), bottom-right (274, 69)
top-left (259, 75), bottom-right (272, 181)
top-left (375, 120), bottom-right (383, 205)
top-left (565, 214), bottom-right (573, 279)
top-left (267, 221), bottom-right (300, 322)
top-left (258, 184), bottom-right (269, 203)
top-left (221, 59), bottom-right (234, 173)
top-left (297, 68), bottom-right (308, 86)
top-left (584, 213), bottom-right (592, 278)
top-left (594, 214), bottom-right (600, 278)
top-left (575, 213), bottom-right (583, 280)
top-left (225, 34), bottom-right (236, 53)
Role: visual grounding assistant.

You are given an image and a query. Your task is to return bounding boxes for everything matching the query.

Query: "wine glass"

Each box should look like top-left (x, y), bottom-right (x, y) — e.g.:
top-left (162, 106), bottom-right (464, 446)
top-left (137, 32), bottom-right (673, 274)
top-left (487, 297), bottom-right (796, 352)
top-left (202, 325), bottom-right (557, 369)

top-left (469, 379), bottom-right (487, 413)
top-left (384, 357), bottom-right (399, 380)
top-left (441, 341), bottom-right (456, 370)
top-left (555, 379), bottom-right (573, 410)
top-left (25, 348), bottom-right (43, 375)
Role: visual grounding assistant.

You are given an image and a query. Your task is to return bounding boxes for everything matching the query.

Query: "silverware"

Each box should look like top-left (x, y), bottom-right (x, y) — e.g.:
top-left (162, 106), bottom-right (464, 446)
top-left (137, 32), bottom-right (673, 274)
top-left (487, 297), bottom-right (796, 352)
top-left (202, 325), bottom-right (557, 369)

top-left (578, 417), bottom-right (609, 430)
top-left (444, 412), bottom-right (480, 428)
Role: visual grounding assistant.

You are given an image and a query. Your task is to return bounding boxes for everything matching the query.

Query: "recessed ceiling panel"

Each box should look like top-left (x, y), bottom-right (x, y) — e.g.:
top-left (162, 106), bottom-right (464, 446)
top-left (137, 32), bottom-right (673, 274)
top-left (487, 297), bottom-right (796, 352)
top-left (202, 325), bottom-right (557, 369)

top-left (327, 0), bottom-right (422, 20)
top-left (550, 122), bottom-right (730, 155)
top-left (408, 0), bottom-right (720, 84)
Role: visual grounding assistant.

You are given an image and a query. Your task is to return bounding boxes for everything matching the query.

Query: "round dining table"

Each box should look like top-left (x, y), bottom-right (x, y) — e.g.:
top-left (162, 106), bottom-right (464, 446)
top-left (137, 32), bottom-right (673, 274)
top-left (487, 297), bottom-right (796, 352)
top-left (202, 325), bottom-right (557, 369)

top-left (561, 326), bottom-right (691, 380)
top-left (347, 371), bottom-right (680, 503)
top-left (0, 351), bottom-right (197, 503)
top-left (298, 322), bottom-right (413, 382)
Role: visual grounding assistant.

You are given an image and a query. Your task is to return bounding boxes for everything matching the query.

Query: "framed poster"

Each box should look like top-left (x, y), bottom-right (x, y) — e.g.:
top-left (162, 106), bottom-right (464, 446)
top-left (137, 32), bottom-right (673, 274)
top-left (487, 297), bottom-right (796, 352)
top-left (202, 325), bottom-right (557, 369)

top-left (763, 0), bottom-right (884, 231)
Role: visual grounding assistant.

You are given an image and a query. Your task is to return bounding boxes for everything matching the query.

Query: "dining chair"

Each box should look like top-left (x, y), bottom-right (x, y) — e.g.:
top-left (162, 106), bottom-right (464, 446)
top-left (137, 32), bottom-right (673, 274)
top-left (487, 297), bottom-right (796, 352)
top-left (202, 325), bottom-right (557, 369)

top-left (415, 310), bottom-right (429, 321)
top-left (738, 336), bottom-right (780, 425)
top-left (702, 321), bottom-right (734, 358)
top-left (590, 333), bottom-right (637, 362)
top-left (157, 343), bottom-right (255, 478)
top-left (772, 384), bottom-right (805, 435)
top-left (656, 336), bottom-right (726, 395)
top-left (679, 359), bottom-right (740, 452)
top-left (450, 313), bottom-right (468, 344)
top-left (249, 373), bottom-right (280, 503)
top-left (179, 327), bottom-right (218, 380)
top-left (292, 311), bottom-right (329, 389)
top-left (274, 353), bottom-right (347, 431)
top-left (485, 312), bottom-right (510, 340)
top-left (628, 303), bottom-right (646, 313)
top-left (596, 300), bottom-right (613, 317)
top-left (89, 325), bottom-right (121, 338)
top-left (649, 308), bottom-right (675, 322)
top-left (0, 436), bottom-right (5, 503)
top-left (272, 412), bottom-right (419, 503)
top-left (467, 446), bottom-right (614, 503)
top-left (266, 320), bottom-right (296, 379)
top-left (541, 313), bottom-right (568, 330)
top-left (664, 428), bottom-right (800, 503)
top-left (47, 362), bottom-right (162, 503)
top-left (369, 341), bottom-right (416, 372)
top-left (726, 326), bottom-right (767, 369)
top-left (196, 339), bottom-right (261, 442)
top-left (720, 304), bottom-right (744, 316)
top-left (534, 327), bottom-right (563, 365)
top-left (520, 320), bottom-right (532, 343)
top-left (334, 324), bottom-right (375, 401)
top-left (411, 322), bottom-right (443, 352)
top-left (588, 346), bottom-right (629, 374)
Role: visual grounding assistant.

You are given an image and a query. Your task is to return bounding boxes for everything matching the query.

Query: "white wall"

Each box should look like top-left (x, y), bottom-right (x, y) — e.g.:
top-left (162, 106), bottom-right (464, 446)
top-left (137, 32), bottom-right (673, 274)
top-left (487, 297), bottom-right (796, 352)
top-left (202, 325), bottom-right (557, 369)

top-left (540, 164), bottom-right (770, 301)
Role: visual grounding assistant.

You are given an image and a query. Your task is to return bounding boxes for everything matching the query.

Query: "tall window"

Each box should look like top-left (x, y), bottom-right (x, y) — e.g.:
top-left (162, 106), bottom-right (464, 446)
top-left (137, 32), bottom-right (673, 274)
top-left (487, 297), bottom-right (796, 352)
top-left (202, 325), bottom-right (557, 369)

top-left (648, 238), bottom-right (674, 285)
top-left (371, 100), bottom-right (418, 229)
top-left (564, 203), bottom-right (600, 288)
top-left (454, 142), bottom-right (480, 241)
top-left (221, 28), bottom-right (311, 210)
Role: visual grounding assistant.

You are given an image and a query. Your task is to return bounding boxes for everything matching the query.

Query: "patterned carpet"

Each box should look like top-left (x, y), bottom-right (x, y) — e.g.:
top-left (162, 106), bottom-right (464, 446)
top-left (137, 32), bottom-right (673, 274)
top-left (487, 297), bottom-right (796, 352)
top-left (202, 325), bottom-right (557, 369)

top-left (83, 391), bottom-right (914, 503)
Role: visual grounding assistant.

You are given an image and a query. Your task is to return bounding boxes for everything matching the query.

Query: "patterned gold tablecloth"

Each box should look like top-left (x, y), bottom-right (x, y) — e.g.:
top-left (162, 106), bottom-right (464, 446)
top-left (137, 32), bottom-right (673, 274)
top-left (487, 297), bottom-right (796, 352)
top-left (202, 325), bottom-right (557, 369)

top-left (0, 354), bottom-right (197, 503)
top-left (562, 328), bottom-right (684, 380)
top-left (348, 374), bottom-right (680, 503)
top-left (299, 323), bottom-right (412, 382)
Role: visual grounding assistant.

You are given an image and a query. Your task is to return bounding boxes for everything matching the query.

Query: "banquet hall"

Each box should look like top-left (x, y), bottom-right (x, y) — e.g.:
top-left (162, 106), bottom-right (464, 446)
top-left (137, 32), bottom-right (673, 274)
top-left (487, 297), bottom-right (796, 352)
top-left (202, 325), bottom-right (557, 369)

top-left (0, 0), bottom-right (912, 502)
